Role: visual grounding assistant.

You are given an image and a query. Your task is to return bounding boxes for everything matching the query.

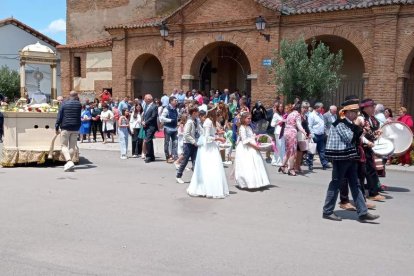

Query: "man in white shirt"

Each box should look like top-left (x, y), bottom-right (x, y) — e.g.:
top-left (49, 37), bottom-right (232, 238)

top-left (160, 93), bottom-right (169, 107)
top-left (307, 102), bottom-right (330, 171)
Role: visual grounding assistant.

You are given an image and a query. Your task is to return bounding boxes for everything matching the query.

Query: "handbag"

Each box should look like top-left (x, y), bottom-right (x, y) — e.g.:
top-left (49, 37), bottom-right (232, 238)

top-left (308, 139), bottom-right (317, 154)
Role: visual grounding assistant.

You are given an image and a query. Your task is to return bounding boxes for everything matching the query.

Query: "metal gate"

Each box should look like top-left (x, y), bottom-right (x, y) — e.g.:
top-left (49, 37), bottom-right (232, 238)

top-left (322, 79), bottom-right (365, 108)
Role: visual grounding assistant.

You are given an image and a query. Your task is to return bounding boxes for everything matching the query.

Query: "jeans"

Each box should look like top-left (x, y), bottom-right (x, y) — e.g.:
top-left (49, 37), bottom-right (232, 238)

top-left (323, 160), bottom-right (368, 216)
top-left (60, 130), bottom-right (79, 162)
top-left (364, 149), bottom-right (381, 197)
top-left (118, 128), bottom-right (129, 156)
top-left (164, 128), bottom-right (178, 159)
top-left (307, 134), bottom-right (328, 167)
top-left (340, 161), bottom-right (367, 203)
top-left (176, 143), bottom-right (198, 178)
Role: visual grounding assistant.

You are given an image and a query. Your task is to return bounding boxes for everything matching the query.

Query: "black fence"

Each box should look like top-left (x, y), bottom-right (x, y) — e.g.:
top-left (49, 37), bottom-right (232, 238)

top-left (322, 79), bottom-right (365, 108)
top-left (403, 81), bottom-right (414, 115)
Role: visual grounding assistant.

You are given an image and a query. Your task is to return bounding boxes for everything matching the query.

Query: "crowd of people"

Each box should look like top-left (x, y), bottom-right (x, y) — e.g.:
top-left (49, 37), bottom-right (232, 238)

top-left (51, 87), bottom-right (414, 221)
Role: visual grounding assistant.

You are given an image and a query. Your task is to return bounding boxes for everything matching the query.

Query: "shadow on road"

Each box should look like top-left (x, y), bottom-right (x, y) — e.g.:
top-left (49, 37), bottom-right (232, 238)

top-left (235, 184), bottom-right (279, 192)
top-left (335, 210), bottom-right (380, 224)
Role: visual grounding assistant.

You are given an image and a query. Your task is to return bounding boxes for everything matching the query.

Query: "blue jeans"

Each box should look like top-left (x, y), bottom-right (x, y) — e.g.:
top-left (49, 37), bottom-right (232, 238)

top-left (307, 134), bottom-right (328, 167)
top-left (164, 128), bottom-right (178, 159)
top-left (176, 143), bottom-right (198, 178)
top-left (118, 128), bottom-right (129, 156)
top-left (323, 160), bottom-right (368, 216)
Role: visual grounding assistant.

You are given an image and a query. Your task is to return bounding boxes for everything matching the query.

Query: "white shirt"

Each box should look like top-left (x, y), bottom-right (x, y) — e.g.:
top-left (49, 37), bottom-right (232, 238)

top-left (198, 104), bottom-right (207, 113)
top-left (308, 110), bottom-right (325, 135)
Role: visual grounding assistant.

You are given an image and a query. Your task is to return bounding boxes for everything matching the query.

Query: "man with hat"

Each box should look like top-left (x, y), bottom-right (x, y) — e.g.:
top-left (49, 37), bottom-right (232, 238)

top-left (356, 98), bottom-right (385, 202)
top-left (322, 96), bottom-right (380, 222)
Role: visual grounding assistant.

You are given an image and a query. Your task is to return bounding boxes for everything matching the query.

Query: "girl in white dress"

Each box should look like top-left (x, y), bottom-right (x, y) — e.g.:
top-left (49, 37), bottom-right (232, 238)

top-left (187, 109), bottom-right (229, 198)
top-left (235, 112), bottom-right (270, 189)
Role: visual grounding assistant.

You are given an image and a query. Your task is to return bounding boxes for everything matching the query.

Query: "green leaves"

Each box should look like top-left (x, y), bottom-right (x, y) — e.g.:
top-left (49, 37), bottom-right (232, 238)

top-left (0, 66), bottom-right (20, 99)
top-left (271, 38), bottom-right (343, 103)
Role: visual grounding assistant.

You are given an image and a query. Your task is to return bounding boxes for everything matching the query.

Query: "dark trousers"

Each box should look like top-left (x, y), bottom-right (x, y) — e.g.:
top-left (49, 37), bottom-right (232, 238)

top-left (307, 134), bottom-right (329, 167)
top-left (0, 112), bottom-right (4, 140)
top-left (131, 128), bottom-right (143, 156)
top-left (164, 128), bottom-right (178, 159)
top-left (176, 143), bottom-right (198, 178)
top-left (145, 127), bottom-right (156, 159)
top-left (364, 149), bottom-right (380, 197)
top-left (323, 160), bottom-right (368, 216)
top-left (339, 162), bottom-right (366, 204)
top-left (91, 120), bottom-right (104, 141)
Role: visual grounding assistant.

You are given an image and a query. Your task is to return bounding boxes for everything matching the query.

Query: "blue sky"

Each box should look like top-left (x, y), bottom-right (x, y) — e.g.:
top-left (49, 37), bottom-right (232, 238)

top-left (0, 0), bottom-right (66, 44)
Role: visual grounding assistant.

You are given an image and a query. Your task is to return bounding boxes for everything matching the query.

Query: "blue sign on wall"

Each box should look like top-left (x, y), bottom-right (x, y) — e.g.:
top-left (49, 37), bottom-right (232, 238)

top-left (262, 59), bottom-right (272, 66)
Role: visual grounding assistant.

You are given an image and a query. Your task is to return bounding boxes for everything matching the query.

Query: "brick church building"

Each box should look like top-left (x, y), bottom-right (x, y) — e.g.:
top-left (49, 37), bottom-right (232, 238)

top-left (59, 0), bottom-right (414, 112)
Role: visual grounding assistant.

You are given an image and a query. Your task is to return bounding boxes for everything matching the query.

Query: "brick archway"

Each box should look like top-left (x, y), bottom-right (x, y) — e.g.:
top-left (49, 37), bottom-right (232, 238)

top-left (130, 53), bottom-right (164, 99)
top-left (300, 26), bottom-right (373, 73)
top-left (396, 37), bottom-right (414, 74)
top-left (188, 41), bottom-right (252, 93)
top-left (183, 36), bottom-right (256, 77)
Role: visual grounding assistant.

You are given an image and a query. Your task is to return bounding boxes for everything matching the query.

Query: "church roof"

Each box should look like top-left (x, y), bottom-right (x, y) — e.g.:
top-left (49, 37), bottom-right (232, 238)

top-left (105, 0), bottom-right (414, 30)
top-left (0, 17), bottom-right (59, 47)
top-left (57, 39), bottom-right (113, 49)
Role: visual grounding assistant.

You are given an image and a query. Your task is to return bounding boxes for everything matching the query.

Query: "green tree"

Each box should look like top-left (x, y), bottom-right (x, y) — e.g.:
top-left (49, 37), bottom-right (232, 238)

top-left (0, 65), bottom-right (20, 99)
top-left (271, 38), bottom-right (343, 103)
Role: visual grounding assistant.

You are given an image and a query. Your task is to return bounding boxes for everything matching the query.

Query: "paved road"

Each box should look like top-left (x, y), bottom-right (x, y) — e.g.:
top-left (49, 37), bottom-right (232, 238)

top-left (0, 147), bottom-right (413, 275)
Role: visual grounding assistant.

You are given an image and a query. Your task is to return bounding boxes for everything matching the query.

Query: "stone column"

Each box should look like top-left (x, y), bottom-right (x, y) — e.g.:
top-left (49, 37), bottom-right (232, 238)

top-left (19, 61), bottom-right (26, 98)
top-left (51, 64), bottom-right (57, 100)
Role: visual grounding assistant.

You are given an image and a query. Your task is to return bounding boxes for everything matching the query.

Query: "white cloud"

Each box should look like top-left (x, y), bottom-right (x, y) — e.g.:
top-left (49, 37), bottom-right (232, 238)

top-left (43, 18), bottom-right (66, 34)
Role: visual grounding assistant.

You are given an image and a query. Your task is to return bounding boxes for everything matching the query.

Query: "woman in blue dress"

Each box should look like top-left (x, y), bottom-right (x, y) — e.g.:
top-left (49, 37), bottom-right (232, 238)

top-left (79, 105), bottom-right (92, 143)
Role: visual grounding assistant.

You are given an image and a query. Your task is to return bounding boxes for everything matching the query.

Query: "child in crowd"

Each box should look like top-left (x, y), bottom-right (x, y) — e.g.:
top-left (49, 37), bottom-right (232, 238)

top-left (176, 107), bottom-right (202, 184)
top-left (234, 112), bottom-right (270, 189)
top-left (175, 114), bottom-right (188, 169)
top-left (118, 109), bottom-right (130, 159)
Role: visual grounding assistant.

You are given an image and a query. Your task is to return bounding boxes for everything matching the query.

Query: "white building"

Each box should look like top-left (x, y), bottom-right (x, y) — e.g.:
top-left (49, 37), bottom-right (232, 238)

top-left (0, 17), bottom-right (61, 99)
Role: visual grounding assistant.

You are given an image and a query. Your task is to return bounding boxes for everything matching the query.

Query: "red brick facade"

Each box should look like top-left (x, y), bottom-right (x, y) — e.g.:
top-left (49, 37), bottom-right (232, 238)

top-left (60, 0), bottom-right (414, 112)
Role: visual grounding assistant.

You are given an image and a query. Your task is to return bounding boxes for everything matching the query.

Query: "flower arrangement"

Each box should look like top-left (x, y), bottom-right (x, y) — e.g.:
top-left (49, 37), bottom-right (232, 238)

top-left (0, 103), bottom-right (58, 113)
top-left (256, 134), bottom-right (274, 152)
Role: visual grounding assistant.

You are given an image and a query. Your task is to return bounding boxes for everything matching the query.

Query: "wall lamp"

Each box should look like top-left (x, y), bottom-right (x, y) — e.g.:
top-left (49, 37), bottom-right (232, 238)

top-left (256, 16), bottom-right (270, 42)
top-left (159, 22), bottom-right (174, 47)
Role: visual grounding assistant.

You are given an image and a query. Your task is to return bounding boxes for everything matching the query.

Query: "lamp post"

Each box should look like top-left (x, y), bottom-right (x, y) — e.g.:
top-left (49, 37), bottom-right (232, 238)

top-left (160, 22), bottom-right (174, 47)
top-left (256, 16), bottom-right (270, 42)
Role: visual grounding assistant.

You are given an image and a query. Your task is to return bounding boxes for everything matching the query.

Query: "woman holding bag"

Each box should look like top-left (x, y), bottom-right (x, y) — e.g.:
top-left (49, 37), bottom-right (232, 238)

top-left (295, 101), bottom-right (311, 173)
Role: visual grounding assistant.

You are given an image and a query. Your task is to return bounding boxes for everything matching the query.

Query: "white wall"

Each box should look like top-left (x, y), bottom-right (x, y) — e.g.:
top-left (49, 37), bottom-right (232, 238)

top-left (73, 51), bottom-right (112, 91)
top-left (0, 24), bottom-right (61, 97)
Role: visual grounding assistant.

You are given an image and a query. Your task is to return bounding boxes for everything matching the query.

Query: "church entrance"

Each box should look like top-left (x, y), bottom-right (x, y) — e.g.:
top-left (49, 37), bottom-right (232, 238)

top-left (131, 54), bottom-right (163, 99)
top-left (190, 42), bottom-right (251, 96)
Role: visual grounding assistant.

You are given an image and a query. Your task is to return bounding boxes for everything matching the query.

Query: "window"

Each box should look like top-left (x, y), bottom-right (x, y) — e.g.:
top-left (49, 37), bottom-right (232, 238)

top-left (74, 56), bottom-right (81, 77)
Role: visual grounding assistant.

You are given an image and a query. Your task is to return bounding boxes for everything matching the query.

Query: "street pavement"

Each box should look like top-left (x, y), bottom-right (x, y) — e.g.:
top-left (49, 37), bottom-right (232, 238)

top-left (0, 140), bottom-right (413, 276)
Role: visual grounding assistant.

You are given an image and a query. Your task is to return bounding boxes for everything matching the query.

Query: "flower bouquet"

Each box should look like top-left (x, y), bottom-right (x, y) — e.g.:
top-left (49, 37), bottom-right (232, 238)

top-left (256, 134), bottom-right (274, 152)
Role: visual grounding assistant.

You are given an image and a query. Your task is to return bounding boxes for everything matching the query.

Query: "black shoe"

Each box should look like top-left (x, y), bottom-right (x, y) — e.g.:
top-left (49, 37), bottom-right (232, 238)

top-left (358, 213), bottom-right (380, 221)
top-left (145, 158), bottom-right (152, 163)
top-left (308, 165), bottom-right (313, 171)
top-left (323, 164), bottom-right (332, 170)
top-left (323, 213), bottom-right (342, 221)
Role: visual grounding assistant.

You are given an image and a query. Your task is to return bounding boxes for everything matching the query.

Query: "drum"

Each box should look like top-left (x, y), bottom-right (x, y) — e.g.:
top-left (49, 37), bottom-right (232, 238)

top-left (380, 121), bottom-right (413, 156)
top-left (372, 137), bottom-right (394, 157)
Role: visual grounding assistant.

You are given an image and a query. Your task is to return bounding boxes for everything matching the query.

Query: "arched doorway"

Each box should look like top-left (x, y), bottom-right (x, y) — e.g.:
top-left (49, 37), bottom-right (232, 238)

top-left (190, 42), bottom-right (251, 95)
top-left (403, 56), bottom-right (414, 115)
top-left (309, 35), bottom-right (365, 107)
top-left (131, 54), bottom-right (163, 99)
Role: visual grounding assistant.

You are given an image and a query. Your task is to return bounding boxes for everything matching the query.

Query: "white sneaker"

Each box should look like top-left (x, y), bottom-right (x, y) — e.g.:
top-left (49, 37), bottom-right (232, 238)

top-left (132, 155), bottom-right (138, 158)
top-left (223, 161), bottom-right (232, 165)
top-left (120, 155), bottom-right (127, 160)
top-left (176, 178), bottom-right (185, 184)
top-left (63, 161), bottom-right (75, 172)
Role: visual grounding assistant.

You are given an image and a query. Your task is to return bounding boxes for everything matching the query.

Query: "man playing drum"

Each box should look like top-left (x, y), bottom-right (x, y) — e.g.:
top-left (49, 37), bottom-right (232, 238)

top-left (323, 97), bottom-right (380, 222)
top-left (355, 99), bottom-right (386, 202)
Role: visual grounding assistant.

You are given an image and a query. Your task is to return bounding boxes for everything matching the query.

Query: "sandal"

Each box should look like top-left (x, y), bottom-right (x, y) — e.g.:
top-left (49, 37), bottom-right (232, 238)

top-left (278, 166), bottom-right (287, 174)
top-left (288, 170), bottom-right (297, 176)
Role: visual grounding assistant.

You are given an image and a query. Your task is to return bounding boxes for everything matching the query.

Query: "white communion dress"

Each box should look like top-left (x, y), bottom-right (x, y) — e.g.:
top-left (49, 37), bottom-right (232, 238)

top-left (187, 118), bottom-right (229, 198)
top-left (235, 125), bottom-right (270, 189)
